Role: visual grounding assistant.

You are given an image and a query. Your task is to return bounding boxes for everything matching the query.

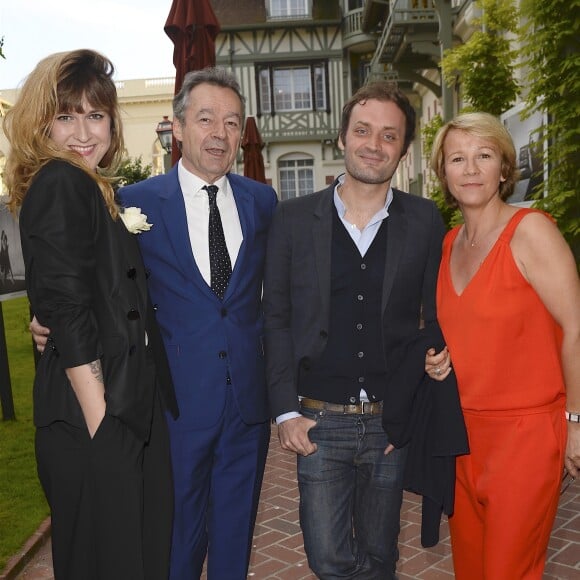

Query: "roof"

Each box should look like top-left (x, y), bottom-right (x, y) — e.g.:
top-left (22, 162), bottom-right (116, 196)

top-left (211, 0), bottom-right (341, 27)
top-left (211, 0), bottom-right (266, 26)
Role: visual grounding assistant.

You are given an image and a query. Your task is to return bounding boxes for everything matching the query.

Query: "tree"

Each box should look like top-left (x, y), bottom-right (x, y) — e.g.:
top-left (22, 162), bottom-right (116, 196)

top-left (440, 0), bottom-right (520, 116)
top-left (421, 115), bottom-right (462, 230)
top-left (425, 1), bottom-right (519, 229)
top-left (519, 0), bottom-right (580, 263)
top-left (115, 156), bottom-right (152, 190)
top-left (0, 37), bottom-right (5, 60)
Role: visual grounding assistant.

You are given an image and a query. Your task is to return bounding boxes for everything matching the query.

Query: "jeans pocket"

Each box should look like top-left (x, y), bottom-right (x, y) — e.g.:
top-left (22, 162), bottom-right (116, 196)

top-left (300, 408), bottom-right (322, 427)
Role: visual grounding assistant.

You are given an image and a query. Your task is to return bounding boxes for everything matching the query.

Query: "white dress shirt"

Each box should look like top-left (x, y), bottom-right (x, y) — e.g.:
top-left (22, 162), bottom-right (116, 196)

top-left (178, 160), bottom-right (243, 286)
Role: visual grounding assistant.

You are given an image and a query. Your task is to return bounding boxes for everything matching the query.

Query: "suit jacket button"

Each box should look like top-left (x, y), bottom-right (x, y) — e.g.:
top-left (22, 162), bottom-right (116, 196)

top-left (218, 350), bottom-right (227, 359)
top-left (126, 267), bottom-right (137, 279)
top-left (145, 268), bottom-right (151, 279)
top-left (129, 345), bottom-right (137, 356)
top-left (221, 307), bottom-right (227, 317)
top-left (153, 304), bottom-right (159, 311)
top-left (319, 330), bottom-right (328, 339)
top-left (127, 309), bottom-right (140, 320)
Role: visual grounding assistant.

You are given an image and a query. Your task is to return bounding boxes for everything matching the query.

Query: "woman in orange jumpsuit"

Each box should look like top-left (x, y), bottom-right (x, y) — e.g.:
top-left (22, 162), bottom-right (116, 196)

top-left (426, 112), bottom-right (580, 579)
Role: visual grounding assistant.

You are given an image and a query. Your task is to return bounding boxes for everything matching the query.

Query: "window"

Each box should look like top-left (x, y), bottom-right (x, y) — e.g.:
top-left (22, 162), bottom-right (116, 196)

top-left (278, 156), bottom-right (314, 200)
top-left (258, 63), bottom-right (328, 114)
top-left (268, 0), bottom-right (309, 18)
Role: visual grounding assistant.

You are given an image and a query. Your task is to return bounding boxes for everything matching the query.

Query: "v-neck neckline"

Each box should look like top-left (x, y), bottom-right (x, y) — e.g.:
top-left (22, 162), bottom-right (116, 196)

top-left (448, 210), bottom-right (522, 297)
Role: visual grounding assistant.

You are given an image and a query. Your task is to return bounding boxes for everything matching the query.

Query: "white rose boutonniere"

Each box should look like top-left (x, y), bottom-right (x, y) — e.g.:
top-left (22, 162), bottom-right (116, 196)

top-left (120, 207), bottom-right (152, 234)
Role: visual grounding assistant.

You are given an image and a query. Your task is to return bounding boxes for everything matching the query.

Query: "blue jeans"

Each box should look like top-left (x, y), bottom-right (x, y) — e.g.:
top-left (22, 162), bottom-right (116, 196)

top-left (298, 409), bottom-right (407, 579)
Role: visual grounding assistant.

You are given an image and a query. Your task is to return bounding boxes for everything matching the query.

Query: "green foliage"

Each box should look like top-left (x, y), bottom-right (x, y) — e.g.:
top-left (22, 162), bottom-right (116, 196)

top-left (421, 115), bottom-right (462, 230)
top-left (0, 297), bottom-right (49, 571)
top-left (115, 156), bottom-right (152, 190)
top-left (518, 0), bottom-right (580, 263)
top-left (441, 0), bottom-right (519, 116)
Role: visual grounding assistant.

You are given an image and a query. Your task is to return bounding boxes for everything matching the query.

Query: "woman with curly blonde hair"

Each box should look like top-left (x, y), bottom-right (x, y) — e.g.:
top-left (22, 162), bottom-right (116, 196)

top-left (3, 49), bottom-right (178, 580)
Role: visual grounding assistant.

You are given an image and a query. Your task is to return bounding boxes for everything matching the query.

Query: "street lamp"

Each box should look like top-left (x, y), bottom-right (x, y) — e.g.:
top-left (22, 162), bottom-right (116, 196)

top-left (156, 115), bottom-right (173, 154)
top-left (155, 116), bottom-right (173, 173)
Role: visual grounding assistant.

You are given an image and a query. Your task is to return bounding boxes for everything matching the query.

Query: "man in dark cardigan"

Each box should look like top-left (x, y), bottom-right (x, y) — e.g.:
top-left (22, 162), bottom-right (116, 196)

top-left (263, 82), bottom-right (450, 579)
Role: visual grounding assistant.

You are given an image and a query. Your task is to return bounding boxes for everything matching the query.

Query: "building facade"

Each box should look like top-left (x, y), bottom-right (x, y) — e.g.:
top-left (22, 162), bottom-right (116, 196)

top-left (2, 1), bottom-right (529, 201)
top-left (210, 0), bottom-right (482, 197)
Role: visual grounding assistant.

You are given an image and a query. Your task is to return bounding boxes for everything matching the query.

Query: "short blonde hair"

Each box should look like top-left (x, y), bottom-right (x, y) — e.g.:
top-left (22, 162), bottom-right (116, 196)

top-left (3, 49), bottom-right (124, 216)
top-left (430, 112), bottom-right (519, 208)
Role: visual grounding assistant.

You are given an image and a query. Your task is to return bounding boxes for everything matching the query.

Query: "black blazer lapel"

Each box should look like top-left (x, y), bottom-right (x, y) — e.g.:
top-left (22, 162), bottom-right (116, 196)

top-left (313, 188), bottom-right (334, 322)
top-left (382, 190), bottom-right (407, 313)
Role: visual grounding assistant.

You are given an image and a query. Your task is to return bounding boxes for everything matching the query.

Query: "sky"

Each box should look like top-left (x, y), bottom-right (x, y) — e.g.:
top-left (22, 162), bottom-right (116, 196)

top-left (0, 0), bottom-right (177, 90)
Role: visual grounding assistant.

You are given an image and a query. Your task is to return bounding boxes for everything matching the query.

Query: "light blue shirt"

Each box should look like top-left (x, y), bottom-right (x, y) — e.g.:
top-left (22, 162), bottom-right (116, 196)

top-left (333, 174), bottom-right (394, 257)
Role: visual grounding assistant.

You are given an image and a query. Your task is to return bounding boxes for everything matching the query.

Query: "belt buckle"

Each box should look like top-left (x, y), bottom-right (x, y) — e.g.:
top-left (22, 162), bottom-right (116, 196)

top-left (361, 401), bottom-right (370, 414)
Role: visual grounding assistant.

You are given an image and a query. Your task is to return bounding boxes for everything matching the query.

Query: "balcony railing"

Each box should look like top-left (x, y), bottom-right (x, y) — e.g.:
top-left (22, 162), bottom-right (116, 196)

top-left (343, 7), bottom-right (377, 48)
top-left (343, 8), bottom-right (364, 39)
top-left (369, 0), bottom-right (438, 71)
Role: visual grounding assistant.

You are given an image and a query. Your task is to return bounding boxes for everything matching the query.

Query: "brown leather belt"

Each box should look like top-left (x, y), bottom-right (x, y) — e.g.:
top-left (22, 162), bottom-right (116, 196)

top-left (300, 397), bottom-right (383, 415)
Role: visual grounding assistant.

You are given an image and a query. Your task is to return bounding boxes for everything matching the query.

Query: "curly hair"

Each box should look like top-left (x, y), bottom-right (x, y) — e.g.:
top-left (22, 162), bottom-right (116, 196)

top-left (430, 112), bottom-right (519, 208)
top-left (3, 49), bottom-right (125, 216)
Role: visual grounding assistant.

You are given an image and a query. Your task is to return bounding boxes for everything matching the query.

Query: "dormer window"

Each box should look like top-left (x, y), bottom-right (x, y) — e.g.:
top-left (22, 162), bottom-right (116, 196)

top-left (268, 0), bottom-right (310, 19)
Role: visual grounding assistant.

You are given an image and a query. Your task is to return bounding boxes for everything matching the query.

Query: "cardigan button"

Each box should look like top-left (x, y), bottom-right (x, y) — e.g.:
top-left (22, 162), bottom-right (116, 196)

top-left (127, 309), bottom-right (140, 320)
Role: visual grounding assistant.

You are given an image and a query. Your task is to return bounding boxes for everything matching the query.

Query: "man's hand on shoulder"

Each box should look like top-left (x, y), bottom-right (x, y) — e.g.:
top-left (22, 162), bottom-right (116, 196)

top-left (277, 416), bottom-right (318, 457)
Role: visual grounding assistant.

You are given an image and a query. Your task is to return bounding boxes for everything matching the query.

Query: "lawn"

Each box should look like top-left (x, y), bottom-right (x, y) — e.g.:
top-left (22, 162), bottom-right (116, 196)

top-left (0, 296), bottom-right (49, 571)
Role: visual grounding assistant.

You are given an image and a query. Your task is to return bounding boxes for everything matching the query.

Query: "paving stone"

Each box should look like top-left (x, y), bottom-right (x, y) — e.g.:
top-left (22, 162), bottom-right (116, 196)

top-left (8, 429), bottom-right (580, 579)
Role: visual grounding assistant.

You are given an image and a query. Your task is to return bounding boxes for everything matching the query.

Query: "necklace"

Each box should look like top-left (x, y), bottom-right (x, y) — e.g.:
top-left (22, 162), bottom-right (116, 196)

top-left (463, 227), bottom-right (492, 248)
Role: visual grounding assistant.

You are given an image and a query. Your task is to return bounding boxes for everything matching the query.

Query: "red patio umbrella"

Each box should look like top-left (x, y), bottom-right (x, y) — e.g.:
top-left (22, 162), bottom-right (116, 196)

top-left (241, 117), bottom-right (267, 184)
top-left (164, 0), bottom-right (221, 163)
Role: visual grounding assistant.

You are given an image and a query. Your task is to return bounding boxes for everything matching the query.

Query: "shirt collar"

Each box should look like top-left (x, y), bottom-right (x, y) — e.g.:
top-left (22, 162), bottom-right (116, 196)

top-left (178, 160), bottom-right (230, 198)
top-left (333, 173), bottom-right (394, 222)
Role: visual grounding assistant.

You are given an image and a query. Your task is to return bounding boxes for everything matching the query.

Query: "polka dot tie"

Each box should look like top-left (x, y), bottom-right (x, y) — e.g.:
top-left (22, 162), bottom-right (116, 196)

top-left (204, 185), bottom-right (232, 300)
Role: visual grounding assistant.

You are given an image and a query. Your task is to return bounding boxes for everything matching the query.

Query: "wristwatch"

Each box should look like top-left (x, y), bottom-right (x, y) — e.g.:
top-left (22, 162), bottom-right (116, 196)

top-left (565, 410), bottom-right (580, 423)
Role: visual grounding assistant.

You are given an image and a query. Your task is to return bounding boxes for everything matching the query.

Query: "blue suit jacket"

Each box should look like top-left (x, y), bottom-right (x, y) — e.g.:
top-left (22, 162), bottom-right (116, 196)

top-left (120, 167), bottom-right (277, 429)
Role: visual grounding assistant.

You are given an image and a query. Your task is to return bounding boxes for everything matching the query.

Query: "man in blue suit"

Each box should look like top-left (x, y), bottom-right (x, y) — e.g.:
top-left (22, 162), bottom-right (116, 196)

top-left (115, 68), bottom-right (277, 579)
top-left (30, 67), bottom-right (276, 578)
top-left (120, 69), bottom-right (277, 578)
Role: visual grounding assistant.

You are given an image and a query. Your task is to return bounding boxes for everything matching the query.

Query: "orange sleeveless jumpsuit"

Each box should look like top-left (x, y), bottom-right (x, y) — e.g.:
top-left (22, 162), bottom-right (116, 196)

top-left (437, 209), bottom-right (566, 580)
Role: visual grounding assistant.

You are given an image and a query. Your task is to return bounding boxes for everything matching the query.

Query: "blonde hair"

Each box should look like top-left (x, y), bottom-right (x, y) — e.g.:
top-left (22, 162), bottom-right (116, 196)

top-left (3, 49), bottom-right (125, 216)
top-left (430, 111), bottom-right (519, 208)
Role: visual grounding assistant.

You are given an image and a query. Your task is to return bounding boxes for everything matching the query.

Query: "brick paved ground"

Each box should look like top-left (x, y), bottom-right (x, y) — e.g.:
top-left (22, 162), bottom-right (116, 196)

top-left (7, 428), bottom-right (580, 579)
